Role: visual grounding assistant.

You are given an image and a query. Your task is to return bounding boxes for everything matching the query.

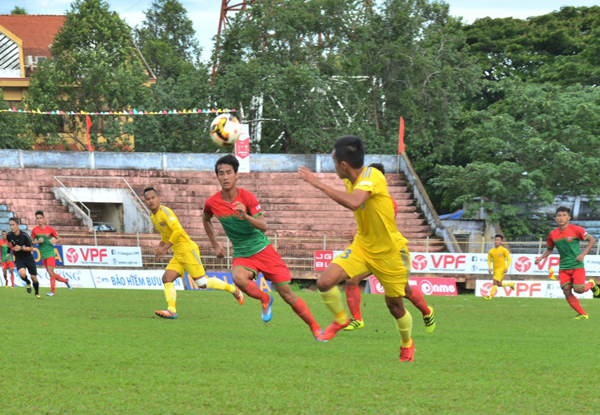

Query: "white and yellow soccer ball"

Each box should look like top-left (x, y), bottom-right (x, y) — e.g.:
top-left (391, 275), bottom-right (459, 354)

top-left (210, 113), bottom-right (241, 148)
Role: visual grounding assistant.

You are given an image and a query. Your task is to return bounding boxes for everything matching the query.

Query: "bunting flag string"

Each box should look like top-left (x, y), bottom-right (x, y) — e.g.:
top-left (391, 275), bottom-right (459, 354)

top-left (0, 108), bottom-right (236, 116)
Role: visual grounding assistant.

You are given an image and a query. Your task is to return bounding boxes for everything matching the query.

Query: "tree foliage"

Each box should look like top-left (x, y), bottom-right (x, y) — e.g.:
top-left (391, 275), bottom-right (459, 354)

top-left (134, 0), bottom-right (201, 80)
top-left (10, 6), bottom-right (27, 14)
top-left (432, 80), bottom-right (600, 237)
top-left (24, 0), bottom-right (150, 151)
top-left (0, 89), bottom-right (31, 149)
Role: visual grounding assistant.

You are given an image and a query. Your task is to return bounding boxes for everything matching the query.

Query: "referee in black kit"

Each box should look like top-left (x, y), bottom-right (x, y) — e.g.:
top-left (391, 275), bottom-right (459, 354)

top-left (7, 217), bottom-right (40, 298)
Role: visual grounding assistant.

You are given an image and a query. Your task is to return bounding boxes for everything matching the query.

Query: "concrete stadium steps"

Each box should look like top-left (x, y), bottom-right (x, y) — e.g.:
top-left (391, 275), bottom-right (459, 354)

top-left (0, 168), bottom-right (445, 264)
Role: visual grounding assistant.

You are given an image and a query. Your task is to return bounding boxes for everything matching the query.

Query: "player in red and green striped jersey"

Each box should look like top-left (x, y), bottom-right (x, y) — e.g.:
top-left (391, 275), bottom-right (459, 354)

top-left (535, 206), bottom-right (599, 319)
top-left (1, 230), bottom-right (15, 287)
top-left (32, 211), bottom-right (71, 296)
top-left (202, 155), bottom-right (323, 340)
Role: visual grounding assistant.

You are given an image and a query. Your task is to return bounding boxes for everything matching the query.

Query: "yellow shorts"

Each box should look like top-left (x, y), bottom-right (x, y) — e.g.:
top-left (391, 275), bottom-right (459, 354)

top-left (332, 243), bottom-right (410, 297)
top-left (493, 270), bottom-right (505, 282)
top-left (166, 248), bottom-right (206, 278)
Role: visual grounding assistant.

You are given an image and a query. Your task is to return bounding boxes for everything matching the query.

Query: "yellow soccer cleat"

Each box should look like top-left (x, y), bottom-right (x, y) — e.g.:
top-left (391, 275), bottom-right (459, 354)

top-left (484, 296), bottom-right (491, 301)
top-left (343, 318), bottom-right (365, 331)
top-left (423, 307), bottom-right (436, 333)
top-left (510, 282), bottom-right (516, 290)
top-left (589, 280), bottom-right (600, 297)
top-left (574, 314), bottom-right (589, 320)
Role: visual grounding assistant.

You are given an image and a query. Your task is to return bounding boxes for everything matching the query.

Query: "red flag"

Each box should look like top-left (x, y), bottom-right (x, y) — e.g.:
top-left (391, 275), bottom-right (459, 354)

top-left (85, 115), bottom-right (94, 151)
top-left (398, 116), bottom-right (405, 154)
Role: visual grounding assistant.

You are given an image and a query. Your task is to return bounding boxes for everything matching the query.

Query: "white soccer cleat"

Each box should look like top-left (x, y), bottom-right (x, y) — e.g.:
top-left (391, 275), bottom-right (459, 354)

top-left (67, 279), bottom-right (73, 291)
top-left (47, 292), bottom-right (55, 297)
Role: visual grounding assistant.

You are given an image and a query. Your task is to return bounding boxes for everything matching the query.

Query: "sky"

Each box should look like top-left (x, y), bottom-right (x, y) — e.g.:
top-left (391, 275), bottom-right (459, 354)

top-left (1, 0), bottom-right (599, 61)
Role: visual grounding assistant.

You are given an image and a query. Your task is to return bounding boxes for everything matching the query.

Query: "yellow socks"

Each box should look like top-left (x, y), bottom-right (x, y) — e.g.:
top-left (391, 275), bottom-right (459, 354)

top-left (205, 277), bottom-right (237, 293)
top-left (490, 285), bottom-right (498, 297)
top-left (319, 286), bottom-right (349, 324)
top-left (164, 282), bottom-right (177, 313)
top-left (395, 311), bottom-right (413, 347)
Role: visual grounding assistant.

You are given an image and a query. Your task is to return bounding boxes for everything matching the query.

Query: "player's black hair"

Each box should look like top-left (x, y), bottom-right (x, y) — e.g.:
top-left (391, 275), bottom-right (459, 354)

top-left (368, 163), bottom-right (385, 175)
top-left (495, 234), bottom-right (504, 240)
top-left (9, 217), bottom-right (19, 224)
top-left (215, 154), bottom-right (239, 175)
top-left (35, 210), bottom-right (44, 217)
top-left (143, 187), bottom-right (158, 197)
top-left (556, 206), bottom-right (571, 215)
top-left (1, 230), bottom-right (6, 233)
top-left (333, 135), bottom-right (364, 169)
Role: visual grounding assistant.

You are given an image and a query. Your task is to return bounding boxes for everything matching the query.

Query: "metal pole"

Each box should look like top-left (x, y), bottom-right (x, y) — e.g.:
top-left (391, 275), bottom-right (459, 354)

top-left (481, 239), bottom-right (485, 253)
top-left (94, 229), bottom-right (97, 246)
top-left (596, 241), bottom-right (599, 255)
top-left (426, 236), bottom-right (429, 252)
top-left (324, 235), bottom-right (327, 250)
top-left (136, 232), bottom-right (140, 247)
top-left (274, 233), bottom-right (278, 250)
top-left (538, 238), bottom-right (542, 255)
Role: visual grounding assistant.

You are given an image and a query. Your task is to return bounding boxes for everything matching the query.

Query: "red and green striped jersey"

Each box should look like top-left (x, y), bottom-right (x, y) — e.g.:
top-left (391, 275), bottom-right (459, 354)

top-left (31, 226), bottom-right (58, 260)
top-left (547, 224), bottom-right (589, 270)
top-left (203, 188), bottom-right (270, 258)
top-left (0, 239), bottom-right (13, 262)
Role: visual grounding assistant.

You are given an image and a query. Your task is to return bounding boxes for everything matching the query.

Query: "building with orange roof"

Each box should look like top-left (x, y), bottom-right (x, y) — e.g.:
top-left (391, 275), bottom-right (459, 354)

top-left (0, 14), bottom-right (156, 150)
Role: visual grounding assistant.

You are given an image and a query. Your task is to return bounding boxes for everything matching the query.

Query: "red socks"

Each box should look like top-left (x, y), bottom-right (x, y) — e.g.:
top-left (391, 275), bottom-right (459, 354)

top-left (49, 272), bottom-right (68, 293)
top-left (345, 285), bottom-right (362, 320)
top-left (291, 297), bottom-right (320, 332)
top-left (240, 280), bottom-right (270, 304)
top-left (585, 281), bottom-right (594, 292)
top-left (566, 295), bottom-right (586, 315)
top-left (406, 287), bottom-right (430, 317)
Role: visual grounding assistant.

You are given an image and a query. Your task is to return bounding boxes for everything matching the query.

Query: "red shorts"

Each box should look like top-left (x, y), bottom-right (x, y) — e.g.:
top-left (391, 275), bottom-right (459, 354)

top-left (2, 261), bottom-right (14, 270)
top-left (42, 257), bottom-right (56, 268)
top-left (232, 244), bottom-right (291, 285)
top-left (559, 268), bottom-right (586, 287)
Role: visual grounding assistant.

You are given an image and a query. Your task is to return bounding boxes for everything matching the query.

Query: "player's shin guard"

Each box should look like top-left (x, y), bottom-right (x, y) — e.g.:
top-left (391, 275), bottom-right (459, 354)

top-left (50, 274), bottom-right (56, 293)
top-left (566, 295), bottom-right (586, 315)
top-left (205, 277), bottom-right (237, 293)
top-left (291, 297), bottom-right (320, 332)
top-left (320, 285), bottom-right (349, 324)
top-left (240, 279), bottom-right (270, 304)
top-left (33, 281), bottom-right (39, 295)
top-left (164, 282), bottom-right (177, 313)
top-left (395, 311), bottom-right (413, 347)
top-left (345, 285), bottom-right (362, 320)
top-left (405, 287), bottom-right (430, 317)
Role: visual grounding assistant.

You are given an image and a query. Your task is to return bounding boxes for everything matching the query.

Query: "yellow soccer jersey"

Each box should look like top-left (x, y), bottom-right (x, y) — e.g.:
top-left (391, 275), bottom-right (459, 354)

top-left (344, 166), bottom-right (408, 258)
top-left (151, 205), bottom-right (198, 256)
top-left (488, 246), bottom-right (511, 272)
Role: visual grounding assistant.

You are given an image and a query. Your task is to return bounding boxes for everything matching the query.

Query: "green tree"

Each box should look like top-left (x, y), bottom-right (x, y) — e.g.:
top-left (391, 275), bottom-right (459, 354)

top-left (432, 80), bottom-right (600, 237)
top-left (10, 6), bottom-right (27, 14)
top-left (0, 89), bottom-right (32, 149)
top-left (135, 0), bottom-right (201, 80)
top-left (24, 0), bottom-right (151, 151)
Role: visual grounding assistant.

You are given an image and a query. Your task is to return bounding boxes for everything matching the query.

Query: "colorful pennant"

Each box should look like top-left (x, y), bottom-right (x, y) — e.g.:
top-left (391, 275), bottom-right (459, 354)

top-left (0, 108), bottom-right (236, 115)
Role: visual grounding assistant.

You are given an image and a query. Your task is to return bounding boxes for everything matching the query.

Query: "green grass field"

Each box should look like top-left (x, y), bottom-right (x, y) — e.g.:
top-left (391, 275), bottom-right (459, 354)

top-left (1, 287), bottom-right (599, 414)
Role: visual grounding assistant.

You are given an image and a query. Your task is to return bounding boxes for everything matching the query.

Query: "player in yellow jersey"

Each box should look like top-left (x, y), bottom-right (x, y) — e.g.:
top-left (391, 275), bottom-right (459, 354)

top-left (299, 136), bottom-right (417, 362)
top-left (143, 187), bottom-right (244, 319)
top-left (485, 234), bottom-right (515, 300)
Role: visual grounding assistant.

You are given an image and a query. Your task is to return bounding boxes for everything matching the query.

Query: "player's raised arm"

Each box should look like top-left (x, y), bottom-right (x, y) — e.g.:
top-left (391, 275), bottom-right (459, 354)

top-left (298, 166), bottom-right (370, 211)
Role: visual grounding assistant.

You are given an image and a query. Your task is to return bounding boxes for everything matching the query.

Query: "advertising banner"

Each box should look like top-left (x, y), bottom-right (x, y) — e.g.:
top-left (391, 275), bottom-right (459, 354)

top-left (368, 275), bottom-right (457, 296)
top-left (318, 251), bottom-right (600, 277)
top-left (62, 245), bottom-right (142, 267)
top-left (475, 280), bottom-right (592, 299)
top-left (92, 269), bottom-right (185, 290)
top-left (7, 269), bottom-right (95, 289)
top-left (235, 124), bottom-right (250, 173)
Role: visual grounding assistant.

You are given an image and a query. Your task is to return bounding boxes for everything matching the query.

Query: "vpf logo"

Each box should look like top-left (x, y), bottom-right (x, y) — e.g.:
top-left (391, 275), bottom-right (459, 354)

top-left (515, 257), bottom-right (531, 272)
top-left (66, 248), bottom-right (78, 263)
top-left (480, 282), bottom-right (495, 297)
top-left (412, 255), bottom-right (428, 271)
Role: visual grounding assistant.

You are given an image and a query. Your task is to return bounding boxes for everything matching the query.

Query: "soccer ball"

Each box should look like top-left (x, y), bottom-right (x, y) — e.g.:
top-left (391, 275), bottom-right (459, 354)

top-left (210, 114), bottom-right (241, 148)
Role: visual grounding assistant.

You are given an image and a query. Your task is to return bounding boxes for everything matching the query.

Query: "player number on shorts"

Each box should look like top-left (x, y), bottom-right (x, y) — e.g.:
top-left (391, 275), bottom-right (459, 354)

top-left (340, 249), bottom-right (351, 259)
